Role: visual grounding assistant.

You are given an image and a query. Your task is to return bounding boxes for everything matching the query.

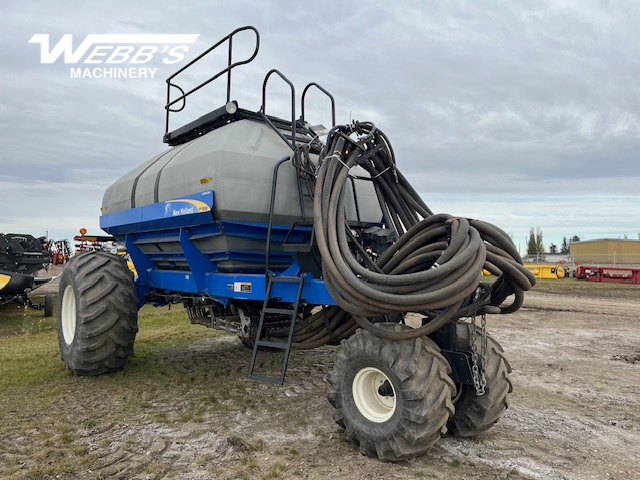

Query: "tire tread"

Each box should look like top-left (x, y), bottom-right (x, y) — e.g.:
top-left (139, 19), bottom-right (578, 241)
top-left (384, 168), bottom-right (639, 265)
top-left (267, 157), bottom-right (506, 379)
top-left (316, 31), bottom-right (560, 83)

top-left (447, 324), bottom-right (512, 437)
top-left (57, 251), bottom-right (138, 375)
top-left (327, 324), bottom-right (455, 461)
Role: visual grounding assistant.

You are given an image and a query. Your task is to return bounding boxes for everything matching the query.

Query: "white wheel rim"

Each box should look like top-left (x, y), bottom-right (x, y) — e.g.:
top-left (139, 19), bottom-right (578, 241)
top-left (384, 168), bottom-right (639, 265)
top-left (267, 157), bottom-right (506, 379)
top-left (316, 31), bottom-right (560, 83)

top-left (352, 367), bottom-right (396, 423)
top-left (61, 284), bottom-right (77, 345)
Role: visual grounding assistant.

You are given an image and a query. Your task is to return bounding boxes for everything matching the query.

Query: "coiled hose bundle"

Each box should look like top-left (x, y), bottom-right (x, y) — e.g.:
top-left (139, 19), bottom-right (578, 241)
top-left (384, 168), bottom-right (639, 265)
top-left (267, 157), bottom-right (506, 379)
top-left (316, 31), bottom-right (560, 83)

top-left (282, 121), bottom-right (535, 345)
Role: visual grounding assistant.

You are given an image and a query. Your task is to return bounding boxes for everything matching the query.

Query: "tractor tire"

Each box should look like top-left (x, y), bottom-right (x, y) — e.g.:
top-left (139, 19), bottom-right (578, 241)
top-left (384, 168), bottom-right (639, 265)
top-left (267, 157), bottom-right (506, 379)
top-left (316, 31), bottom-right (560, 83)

top-left (327, 324), bottom-right (455, 461)
top-left (43, 294), bottom-right (53, 317)
top-left (447, 323), bottom-right (512, 437)
top-left (57, 251), bottom-right (138, 375)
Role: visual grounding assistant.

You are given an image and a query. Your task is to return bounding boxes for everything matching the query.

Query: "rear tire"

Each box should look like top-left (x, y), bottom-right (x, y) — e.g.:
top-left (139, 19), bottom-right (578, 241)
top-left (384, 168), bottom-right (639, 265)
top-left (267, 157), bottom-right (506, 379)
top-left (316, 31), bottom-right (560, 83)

top-left (327, 324), bottom-right (455, 461)
top-left (447, 323), bottom-right (512, 437)
top-left (43, 294), bottom-right (53, 317)
top-left (57, 252), bottom-right (138, 375)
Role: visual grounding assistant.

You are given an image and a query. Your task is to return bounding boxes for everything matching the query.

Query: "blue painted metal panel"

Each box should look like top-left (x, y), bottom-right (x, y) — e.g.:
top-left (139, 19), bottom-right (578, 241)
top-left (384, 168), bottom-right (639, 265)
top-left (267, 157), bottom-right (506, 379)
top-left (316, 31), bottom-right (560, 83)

top-left (221, 220), bottom-right (310, 242)
top-left (124, 234), bottom-right (156, 306)
top-left (206, 271), bottom-right (334, 304)
top-left (101, 190), bottom-right (215, 235)
top-left (147, 269), bottom-right (200, 294)
top-left (103, 190), bottom-right (332, 306)
top-left (179, 227), bottom-right (217, 291)
top-left (144, 269), bottom-right (334, 305)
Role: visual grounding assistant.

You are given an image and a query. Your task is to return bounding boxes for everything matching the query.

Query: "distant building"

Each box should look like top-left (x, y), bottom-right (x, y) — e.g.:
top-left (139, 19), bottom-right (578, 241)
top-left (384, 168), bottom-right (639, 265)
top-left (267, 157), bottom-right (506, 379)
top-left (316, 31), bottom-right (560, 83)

top-left (570, 238), bottom-right (640, 265)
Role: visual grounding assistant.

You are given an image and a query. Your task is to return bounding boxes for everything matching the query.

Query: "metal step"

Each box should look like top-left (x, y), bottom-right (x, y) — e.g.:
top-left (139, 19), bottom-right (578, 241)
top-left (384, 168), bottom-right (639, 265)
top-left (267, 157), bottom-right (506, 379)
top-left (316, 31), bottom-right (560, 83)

top-left (255, 340), bottom-right (288, 349)
top-left (282, 223), bottom-right (314, 254)
top-left (263, 307), bottom-right (295, 315)
top-left (246, 373), bottom-right (285, 385)
top-left (268, 275), bottom-right (303, 283)
top-left (282, 243), bottom-right (311, 252)
top-left (247, 273), bottom-right (305, 385)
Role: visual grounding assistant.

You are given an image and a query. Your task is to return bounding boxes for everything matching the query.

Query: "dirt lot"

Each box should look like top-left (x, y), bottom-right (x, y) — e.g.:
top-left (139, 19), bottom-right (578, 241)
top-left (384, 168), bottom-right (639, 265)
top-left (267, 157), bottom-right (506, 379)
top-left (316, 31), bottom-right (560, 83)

top-left (1, 277), bottom-right (639, 479)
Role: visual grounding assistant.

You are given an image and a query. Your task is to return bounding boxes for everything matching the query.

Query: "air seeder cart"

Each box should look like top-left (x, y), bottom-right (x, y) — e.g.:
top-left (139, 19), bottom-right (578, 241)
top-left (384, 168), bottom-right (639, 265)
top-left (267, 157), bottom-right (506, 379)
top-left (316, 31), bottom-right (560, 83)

top-left (57, 26), bottom-right (535, 460)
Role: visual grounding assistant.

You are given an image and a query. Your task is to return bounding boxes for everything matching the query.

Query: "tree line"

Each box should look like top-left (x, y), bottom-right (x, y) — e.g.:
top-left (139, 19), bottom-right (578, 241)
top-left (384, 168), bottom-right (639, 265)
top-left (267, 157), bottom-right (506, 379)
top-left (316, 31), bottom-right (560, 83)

top-left (527, 228), bottom-right (580, 255)
top-left (527, 229), bottom-right (640, 256)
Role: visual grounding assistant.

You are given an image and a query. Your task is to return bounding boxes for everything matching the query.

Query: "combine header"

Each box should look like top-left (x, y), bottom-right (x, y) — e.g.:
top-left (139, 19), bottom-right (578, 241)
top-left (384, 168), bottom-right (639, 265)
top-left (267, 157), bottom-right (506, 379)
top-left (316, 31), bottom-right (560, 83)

top-left (0, 233), bottom-right (54, 316)
top-left (56, 26), bottom-right (536, 460)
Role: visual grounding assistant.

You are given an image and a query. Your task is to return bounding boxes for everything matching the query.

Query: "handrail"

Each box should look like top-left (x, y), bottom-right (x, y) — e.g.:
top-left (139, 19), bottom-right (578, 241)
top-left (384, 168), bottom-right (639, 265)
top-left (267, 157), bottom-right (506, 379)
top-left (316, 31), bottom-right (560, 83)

top-left (164, 25), bottom-right (260, 137)
top-left (265, 156), bottom-right (293, 274)
top-left (301, 82), bottom-right (336, 127)
top-left (260, 69), bottom-right (296, 150)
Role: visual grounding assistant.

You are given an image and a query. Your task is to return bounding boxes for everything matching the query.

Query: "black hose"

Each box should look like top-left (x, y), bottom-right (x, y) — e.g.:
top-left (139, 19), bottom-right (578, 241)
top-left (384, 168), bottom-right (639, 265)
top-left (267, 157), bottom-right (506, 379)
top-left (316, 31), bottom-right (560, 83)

top-left (268, 306), bottom-right (358, 349)
top-left (309, 121), bottom-right (535, 341)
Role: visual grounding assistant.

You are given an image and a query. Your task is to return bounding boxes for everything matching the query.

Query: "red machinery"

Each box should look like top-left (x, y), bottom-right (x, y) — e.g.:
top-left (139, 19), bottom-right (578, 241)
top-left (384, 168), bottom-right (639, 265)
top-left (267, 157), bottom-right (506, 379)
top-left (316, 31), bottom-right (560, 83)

top-left (575, 265), bottom-right (640, 285)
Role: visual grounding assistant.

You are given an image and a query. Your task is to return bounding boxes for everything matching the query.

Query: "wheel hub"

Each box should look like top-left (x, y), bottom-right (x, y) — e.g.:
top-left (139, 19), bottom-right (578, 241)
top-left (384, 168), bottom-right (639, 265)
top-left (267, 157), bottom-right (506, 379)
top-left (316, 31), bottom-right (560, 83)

top-left (352, 367), bottom-right (396, 423)
top-left (61, 284), bottom-right (76, 345)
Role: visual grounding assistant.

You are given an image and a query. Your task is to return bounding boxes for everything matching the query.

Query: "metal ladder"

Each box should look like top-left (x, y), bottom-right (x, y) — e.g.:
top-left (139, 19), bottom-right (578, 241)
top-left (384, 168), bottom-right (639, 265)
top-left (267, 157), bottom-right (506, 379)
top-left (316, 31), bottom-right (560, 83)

top-left (247, 273), bottom-right (304, 385)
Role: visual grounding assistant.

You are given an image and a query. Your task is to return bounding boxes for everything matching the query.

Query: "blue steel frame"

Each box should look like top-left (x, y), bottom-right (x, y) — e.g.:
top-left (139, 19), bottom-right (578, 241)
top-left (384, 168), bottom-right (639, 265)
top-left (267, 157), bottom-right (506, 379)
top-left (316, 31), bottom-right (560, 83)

top-left (100, 190), bottom-right (335, 308)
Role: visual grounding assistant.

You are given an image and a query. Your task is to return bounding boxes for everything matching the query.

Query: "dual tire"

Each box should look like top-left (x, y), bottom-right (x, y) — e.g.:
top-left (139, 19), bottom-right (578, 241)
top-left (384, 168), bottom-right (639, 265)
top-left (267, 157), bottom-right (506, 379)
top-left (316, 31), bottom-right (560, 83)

top-left (327, 324), bottom-right (455, 461)
top-left (327, 322), bottom-right (512, 461)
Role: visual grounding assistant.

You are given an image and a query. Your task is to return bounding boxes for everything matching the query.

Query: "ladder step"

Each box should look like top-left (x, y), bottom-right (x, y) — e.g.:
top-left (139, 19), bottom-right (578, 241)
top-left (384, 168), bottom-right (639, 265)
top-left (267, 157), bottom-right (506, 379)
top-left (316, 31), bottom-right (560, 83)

top-left (263, 307), bottom-right (295, 315)
top-left (270, 275), bottom-right (303, 283)
top-left (247, 374), bottom-right (284, 385)
top-left (256, 340), bottom-right (288, 349)
top-left (282, 244), bottom-right (311, 252)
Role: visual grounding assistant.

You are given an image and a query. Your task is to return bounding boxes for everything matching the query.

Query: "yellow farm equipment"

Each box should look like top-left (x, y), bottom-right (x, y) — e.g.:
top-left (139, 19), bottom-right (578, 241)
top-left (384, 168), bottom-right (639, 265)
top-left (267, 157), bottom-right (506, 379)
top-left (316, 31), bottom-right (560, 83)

top-left (524, 264), bottom-right (566, 279)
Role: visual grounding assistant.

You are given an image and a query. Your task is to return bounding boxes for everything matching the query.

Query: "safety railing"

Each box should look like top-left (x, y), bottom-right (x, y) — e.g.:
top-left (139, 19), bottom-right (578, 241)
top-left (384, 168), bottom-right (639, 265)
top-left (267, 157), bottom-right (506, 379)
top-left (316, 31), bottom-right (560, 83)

top-left (260, 69), bottom-right (297, 150)
top-left (301, 82), bottom-right (336, 128)
top-left (164, 25), bottom-right (260, 141)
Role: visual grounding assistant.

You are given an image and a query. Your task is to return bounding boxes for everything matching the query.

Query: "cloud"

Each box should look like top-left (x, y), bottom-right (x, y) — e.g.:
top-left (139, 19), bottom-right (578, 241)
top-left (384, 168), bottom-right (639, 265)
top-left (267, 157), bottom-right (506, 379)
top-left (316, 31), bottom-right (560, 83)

top-left (1, 0), bottom-right (639, 251)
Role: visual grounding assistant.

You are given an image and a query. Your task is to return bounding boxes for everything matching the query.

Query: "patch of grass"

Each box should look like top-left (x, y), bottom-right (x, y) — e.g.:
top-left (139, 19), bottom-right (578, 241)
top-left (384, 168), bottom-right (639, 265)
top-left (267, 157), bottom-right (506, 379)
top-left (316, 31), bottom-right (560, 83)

top-left (179, 410), bottom-right (205, 423)
top-left (0, 331), bottom-right (65, 390)
top-left (250, 438), bottom-right (266, 452)
top-left (0, 300), bottom-right (338, 479)
top-left (194, 454), bottom-right (212, 466)
top-left (72, 445), bottom-right (89, 457)
top-left (143, 461), bottom-right (167, 478)
top-left (336, 428), bottom-right (348, 442)
top-left (24, 448), bottom-right (77, 479)
top-left (485, 272), bottom-right (640, 300)
top-left (531, 276), bottom-right (640, 297)
top-left (0, 295), bottom-right (57, 337)
top-left (59, 431), bottom-right (77, 444)
top-left (0, 304), bottom-right (248, 478)
top-left (240, 454), bottom-right (260, 471)
top-left (81, 417), bottom-right (97, 428)
top-left (263, 462), bottom-right (288, 479)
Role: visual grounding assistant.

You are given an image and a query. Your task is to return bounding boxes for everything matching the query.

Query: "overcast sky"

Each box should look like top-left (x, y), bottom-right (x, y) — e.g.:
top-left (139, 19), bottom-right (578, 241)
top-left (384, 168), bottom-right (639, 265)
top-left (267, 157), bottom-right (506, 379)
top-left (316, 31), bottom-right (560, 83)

top-left (1, 0), bottom-right (639, 254)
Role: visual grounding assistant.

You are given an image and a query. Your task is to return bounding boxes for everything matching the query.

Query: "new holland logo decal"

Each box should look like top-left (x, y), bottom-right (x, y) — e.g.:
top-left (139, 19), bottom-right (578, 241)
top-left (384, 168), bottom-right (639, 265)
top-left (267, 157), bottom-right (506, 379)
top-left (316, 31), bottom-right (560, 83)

top-left (164, 199), bottom-right (211, 217)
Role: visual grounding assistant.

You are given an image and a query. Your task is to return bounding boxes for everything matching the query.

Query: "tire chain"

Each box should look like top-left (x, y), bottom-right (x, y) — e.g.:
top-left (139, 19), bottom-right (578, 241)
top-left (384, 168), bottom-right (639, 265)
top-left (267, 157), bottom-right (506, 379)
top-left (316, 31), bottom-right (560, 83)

top-left (470, 313), bottom-right (488, 395)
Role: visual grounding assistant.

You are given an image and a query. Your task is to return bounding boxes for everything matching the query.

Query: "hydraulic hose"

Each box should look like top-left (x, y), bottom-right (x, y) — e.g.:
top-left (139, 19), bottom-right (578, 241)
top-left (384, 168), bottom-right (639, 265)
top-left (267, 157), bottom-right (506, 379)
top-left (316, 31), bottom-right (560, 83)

top-left (310, 121), bottom-right (535, 341)
top-left (267, 306), bottom-right (358, 349)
